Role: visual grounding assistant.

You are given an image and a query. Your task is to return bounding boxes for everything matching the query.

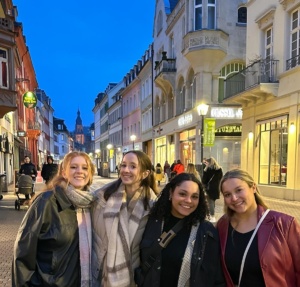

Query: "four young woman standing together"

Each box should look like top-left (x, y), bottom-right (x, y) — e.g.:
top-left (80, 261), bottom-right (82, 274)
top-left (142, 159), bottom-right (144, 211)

top-left (12, 151), bottom-right (300, 287)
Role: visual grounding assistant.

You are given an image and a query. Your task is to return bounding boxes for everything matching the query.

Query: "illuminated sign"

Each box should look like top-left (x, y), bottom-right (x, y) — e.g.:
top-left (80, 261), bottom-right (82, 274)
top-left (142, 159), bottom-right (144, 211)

top-left (178, 114), bottom-right (193, 127)
top-left (17, 131), bottom-right (26, 137)
top-left (23, 91), bottom-right (37, 109)
top-left (210, 107), bottom-right (243, 119)
top-left (204, 118), bottom-right (216, 147)
top-left (215, 125), bottom-right (242, 136)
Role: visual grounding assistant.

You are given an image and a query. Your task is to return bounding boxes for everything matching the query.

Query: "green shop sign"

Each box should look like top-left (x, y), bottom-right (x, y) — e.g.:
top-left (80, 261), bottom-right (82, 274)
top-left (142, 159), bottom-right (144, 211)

top-left (23, 91), bottom-right (37, 109)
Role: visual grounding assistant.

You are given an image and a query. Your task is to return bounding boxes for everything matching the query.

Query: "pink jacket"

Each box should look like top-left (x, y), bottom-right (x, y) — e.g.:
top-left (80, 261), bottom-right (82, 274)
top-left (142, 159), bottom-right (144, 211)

top-left (217, 205), bottom-right (300, 287)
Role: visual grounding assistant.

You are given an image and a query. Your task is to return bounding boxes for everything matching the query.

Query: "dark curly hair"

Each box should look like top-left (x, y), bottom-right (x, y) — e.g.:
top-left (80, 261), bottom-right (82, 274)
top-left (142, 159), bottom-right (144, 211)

top-left (149, 173), bottom-right (209, 227)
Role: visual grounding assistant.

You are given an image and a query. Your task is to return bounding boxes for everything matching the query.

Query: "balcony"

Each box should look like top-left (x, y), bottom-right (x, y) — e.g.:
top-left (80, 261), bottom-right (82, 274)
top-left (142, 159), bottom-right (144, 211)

top-left (182, 29), bottom-right (229, 70)
top-left (0, 88), bottom-right (17, 118)
top-left (154, 57), bottom-right (176, 92)
top-left (286, 54), bottom-right (300, 71)
top-left (27, 120), bottom-right (41, 138)
top-left (224, 59), bottom-right (279, 104)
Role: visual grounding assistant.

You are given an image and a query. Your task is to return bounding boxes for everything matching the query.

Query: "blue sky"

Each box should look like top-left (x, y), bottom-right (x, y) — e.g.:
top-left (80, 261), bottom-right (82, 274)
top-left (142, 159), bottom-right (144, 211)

top-left (14, 1), bottom-right (155, 130)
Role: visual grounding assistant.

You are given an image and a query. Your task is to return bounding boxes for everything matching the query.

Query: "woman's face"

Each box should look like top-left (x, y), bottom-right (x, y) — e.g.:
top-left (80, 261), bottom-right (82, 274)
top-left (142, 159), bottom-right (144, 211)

top-left (221, 178), bottom-right (257, 215)
top-left (170, 180), bottom-right (200, 218)
top-left (63, 156), bottom-right (89, 190)
top-left (120, 153), bottom-right (146, 190)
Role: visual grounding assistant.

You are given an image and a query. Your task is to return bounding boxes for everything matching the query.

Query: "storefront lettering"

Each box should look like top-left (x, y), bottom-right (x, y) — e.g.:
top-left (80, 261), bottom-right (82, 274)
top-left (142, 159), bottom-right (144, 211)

top-left (215, 125), bottom-right (242, 133)
top-left (210, 107), bottom-right (243, 119)
top-left (178, 114), bottom-right (193, 127)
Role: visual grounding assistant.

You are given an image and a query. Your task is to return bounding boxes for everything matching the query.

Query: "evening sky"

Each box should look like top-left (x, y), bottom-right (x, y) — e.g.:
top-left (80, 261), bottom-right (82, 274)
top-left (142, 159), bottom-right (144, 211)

top-left (14, 0), bottom-right (155, 130)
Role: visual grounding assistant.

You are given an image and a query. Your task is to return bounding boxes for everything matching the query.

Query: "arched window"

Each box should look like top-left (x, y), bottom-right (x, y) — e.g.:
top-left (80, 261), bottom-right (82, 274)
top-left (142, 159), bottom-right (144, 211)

top-left (218, 62), bottom-right (245, 102)
top-left (238, 7), bottom-right (247, 24)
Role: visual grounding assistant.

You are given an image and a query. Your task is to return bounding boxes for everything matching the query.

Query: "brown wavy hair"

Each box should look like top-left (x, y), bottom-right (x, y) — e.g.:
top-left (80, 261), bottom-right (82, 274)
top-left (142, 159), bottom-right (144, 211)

top-left (103, 150), bottom-right (158, 209)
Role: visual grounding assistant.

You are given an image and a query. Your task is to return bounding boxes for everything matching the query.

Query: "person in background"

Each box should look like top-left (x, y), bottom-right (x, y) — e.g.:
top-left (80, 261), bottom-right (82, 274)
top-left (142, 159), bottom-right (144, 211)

top-left (217, 169), bottom-right (300, 287)
top-left (155, 163), bottom-right (163, 186)
top-left (186, 163), bottom-right (201, 181)
top-left (41, 155), bottom-right (58, 184)
top-left (18, 155), bottom-right (37, 199)
top-left (173, 159), bottom-right (185, 175)
top-left (115, 164), bottom-right (120, 177)
top-left (202, 157), bottom-right (223, 223)
top-left (12, 151), bottom-right (96, 286)
top-left (91, 150), bottom-right (158, 287)
top-left (163, 160), bottom-right (171, 183)
top-left (170, 160), bottom-right (177, 179)
top-left (135, 173), bottom-right (225, 287)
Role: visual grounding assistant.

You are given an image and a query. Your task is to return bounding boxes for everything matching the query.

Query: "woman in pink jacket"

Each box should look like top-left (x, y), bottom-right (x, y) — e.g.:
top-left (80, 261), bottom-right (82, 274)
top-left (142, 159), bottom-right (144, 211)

top-left (217, 169), bottom-right (300, 287)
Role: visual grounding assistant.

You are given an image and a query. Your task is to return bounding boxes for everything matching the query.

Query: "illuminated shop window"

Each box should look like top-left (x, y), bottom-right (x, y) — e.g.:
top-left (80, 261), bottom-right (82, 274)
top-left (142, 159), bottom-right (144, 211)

top-left (258, 116), bottom-right (288, 186)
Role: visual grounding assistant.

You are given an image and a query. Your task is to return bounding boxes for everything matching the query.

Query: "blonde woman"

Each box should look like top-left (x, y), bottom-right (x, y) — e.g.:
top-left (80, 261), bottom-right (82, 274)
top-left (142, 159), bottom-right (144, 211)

top-left (13, 151), bottom-right (96, 286)
top-left (186, 163), bottom-right (201, 181)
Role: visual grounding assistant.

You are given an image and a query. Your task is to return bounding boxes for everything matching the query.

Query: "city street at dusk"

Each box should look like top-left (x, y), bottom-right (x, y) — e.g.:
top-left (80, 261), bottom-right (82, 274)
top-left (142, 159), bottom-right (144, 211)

top-left (1, 174), bottom-right (300, 286)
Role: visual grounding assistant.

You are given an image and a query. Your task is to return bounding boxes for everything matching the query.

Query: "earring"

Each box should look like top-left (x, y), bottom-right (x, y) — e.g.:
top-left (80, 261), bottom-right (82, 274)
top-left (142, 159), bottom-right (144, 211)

top-left (169, 196), bottom-right (172, 201)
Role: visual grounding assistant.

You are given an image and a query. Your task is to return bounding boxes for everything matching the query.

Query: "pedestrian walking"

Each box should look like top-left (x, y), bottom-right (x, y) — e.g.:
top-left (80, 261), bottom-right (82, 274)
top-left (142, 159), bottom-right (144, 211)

top-left (217, 169), bottom-right (300, 287)
top-left (202, 157), bottom-right (223, 222)
top-left (41, 155), bottom-right (58, 184)
top-left (186, 162), bottom-right (201, 181)
top-left (173, 159), bottom-right (185, 176)
top-left (135, 173), bottom-right (225, 287)
top-left (163, 160), bottom-right (171, 183)
top-left (155, 163), bottom-right (163, 186)
top-left (12, 151), bottom-right (96, 287)
top-left (18, 155), bottom-right (37, 199)
top-left (91, 150), bottom-right (158, 287)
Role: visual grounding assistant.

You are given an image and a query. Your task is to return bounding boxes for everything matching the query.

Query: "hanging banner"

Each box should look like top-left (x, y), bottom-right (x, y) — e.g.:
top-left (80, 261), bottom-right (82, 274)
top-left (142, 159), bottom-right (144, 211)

top-left (204, 118), bottom-right (216, 147)
top-left (23, 91), bottom-right (37, 109)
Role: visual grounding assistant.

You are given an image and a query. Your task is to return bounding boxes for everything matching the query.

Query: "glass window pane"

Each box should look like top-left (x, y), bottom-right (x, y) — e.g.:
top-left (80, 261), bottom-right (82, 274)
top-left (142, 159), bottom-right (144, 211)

top-left (208, 7), bottom-right (215, 29)
top-left (195, 7), bottom-right (202, 30)
top-left (196, 0), bottom-right (202, 4)
top-left (259, 131), bottom-right (270, 184)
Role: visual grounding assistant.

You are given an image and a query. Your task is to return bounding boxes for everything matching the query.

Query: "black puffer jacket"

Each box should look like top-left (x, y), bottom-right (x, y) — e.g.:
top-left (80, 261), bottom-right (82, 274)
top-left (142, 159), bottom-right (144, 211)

top-left (135, 218), bottom-right (225, 287)
top-left (12, 186), bottom-right (81, 287)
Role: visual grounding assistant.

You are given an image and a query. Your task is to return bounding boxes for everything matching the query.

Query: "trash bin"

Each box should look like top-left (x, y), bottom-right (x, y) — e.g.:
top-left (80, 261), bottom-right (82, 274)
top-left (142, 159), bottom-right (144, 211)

top-left (0, 173), bottom-right (8, 193)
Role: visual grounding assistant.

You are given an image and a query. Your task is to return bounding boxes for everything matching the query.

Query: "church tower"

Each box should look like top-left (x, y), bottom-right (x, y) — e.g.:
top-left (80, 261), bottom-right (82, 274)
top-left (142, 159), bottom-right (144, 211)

top-left (75, 109), bottom-right (85, 145)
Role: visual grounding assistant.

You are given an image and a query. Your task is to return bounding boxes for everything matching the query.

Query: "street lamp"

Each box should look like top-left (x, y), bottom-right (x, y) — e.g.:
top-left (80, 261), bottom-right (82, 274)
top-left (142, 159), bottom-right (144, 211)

top-left (197, 103), bottom-right (209, 174)
top-left (130, 134), bottom-right (136, 150)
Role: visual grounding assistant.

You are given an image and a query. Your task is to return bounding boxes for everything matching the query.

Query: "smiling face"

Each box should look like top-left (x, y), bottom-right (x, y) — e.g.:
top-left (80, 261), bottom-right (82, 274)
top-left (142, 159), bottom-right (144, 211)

top-left (170, 180), bottom-right (200, 218)
top-left (120, 152), bottom-right (147, 191)
top-left (221, 178), bottom-right (257, 215)
top-left (62, 156), bottom-right (89, 190)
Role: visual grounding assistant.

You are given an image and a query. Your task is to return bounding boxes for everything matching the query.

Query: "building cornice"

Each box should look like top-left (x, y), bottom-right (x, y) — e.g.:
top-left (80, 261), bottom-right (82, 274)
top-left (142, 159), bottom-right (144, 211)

top-left (255, 6), bottom-right (276, 29)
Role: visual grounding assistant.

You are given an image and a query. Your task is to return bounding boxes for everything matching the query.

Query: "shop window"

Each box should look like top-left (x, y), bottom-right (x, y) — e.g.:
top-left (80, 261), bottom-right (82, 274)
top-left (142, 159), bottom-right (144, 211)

top-left (258, 116), bottom-right (288, 186)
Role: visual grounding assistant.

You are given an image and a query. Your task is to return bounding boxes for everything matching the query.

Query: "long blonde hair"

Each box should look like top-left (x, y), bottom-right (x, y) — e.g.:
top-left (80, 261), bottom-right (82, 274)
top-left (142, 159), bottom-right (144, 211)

top-left (204, 156), bottom-right (222, 171)
top-left (186, 163), bottom-right (201, 180)
top-left (220, 169), bottom-right (268, 217)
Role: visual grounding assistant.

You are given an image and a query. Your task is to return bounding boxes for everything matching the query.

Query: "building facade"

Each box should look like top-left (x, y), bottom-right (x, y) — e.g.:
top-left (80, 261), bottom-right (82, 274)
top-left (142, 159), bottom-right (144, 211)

top-left (224, 0), bottom-right (300, 200)
top-left (151, 0), bottom-right (247, 172)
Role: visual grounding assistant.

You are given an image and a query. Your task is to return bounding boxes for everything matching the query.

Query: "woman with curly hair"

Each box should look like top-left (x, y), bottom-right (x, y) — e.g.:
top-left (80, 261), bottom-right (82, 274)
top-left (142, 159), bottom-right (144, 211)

top-left (91, 150), bottom-right (158, 287)
top-left (135, 173), bottom-right (225, 287)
